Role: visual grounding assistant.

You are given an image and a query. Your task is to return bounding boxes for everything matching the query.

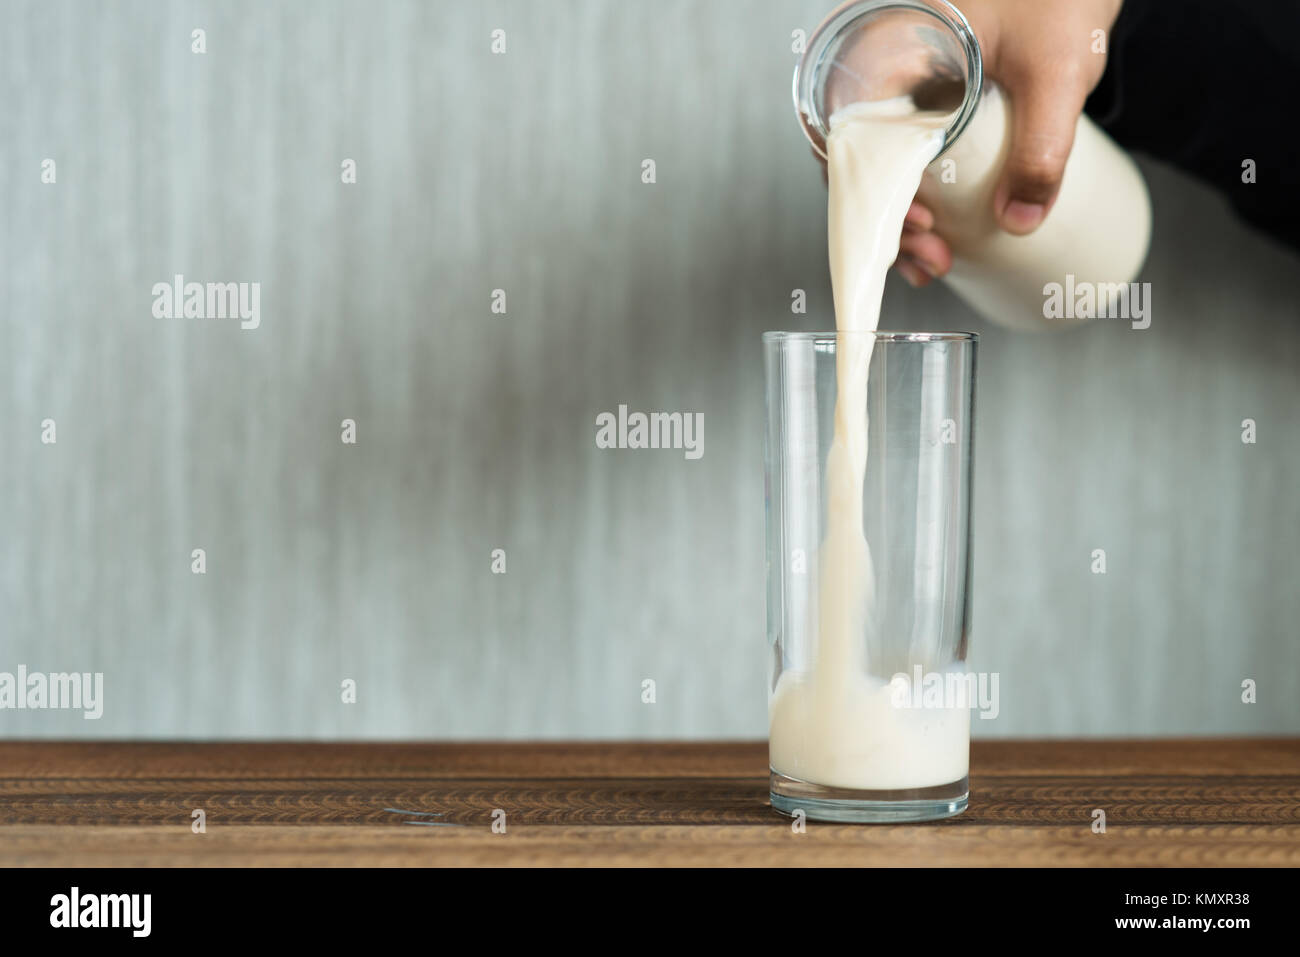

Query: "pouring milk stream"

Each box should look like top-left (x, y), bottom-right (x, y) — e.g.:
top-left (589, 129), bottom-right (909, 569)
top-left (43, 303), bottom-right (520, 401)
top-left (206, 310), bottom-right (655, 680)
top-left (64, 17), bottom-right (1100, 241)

top-left (767, 101), bottom-right (969, 791)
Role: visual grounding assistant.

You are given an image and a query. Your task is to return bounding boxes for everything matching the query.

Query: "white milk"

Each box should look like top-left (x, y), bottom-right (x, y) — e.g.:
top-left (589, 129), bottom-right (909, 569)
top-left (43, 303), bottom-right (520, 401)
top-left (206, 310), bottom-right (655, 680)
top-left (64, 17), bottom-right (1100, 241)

top-left (768, 99), bottom-right (970, 792)
top-left (917, 84), bottom-right (1151, 330)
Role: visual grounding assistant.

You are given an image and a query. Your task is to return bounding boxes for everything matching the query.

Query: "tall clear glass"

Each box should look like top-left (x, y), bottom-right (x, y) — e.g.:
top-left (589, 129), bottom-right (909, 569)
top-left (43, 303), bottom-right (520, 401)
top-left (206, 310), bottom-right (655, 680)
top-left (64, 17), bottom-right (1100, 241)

top-left (764, 331), bottom-right (977, 822)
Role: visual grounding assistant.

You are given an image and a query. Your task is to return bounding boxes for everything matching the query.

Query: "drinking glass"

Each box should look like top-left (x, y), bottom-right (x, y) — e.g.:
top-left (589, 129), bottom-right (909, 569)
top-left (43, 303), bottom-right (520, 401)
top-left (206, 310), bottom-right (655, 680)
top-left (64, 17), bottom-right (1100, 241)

top-left (764, 330), bottom-right (977, 822)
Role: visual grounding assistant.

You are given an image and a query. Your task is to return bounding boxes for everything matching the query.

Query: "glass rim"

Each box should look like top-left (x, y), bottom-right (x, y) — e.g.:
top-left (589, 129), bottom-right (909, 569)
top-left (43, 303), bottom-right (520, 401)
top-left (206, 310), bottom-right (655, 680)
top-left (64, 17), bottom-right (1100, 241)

top-left (763, 330), bottom-right (978, 342)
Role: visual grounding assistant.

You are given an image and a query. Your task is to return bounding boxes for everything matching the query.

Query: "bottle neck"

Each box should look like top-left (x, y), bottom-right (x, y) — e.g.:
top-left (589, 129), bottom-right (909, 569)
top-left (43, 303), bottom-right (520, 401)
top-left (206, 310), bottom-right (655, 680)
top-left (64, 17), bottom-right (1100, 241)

top-left (794, 0), bottom-right (983, 160)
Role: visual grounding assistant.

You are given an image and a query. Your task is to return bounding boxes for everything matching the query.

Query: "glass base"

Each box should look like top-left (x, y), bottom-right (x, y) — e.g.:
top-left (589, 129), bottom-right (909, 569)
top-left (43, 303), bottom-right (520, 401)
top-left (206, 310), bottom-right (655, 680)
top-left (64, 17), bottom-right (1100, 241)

top-left (769, 770), bottom-right (969, 823)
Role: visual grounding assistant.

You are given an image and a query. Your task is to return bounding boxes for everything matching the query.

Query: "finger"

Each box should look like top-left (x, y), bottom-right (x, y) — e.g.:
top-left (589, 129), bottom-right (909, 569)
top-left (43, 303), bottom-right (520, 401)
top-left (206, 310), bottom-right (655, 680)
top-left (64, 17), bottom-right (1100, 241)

top-left (994, 70), bottom-right (1088, 235)
top-left (893, 256), bottom-right (931, 287)
top-left (898, 229), bottom-right (953, 278)
top-left (903, 200), bottom-right (934, 232)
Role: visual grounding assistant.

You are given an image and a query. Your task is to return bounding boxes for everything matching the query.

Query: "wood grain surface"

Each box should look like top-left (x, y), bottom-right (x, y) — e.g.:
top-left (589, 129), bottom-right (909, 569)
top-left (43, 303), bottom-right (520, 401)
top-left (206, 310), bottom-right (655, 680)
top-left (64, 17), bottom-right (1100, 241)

top-left (1, 739), bottom-right (1297, 866)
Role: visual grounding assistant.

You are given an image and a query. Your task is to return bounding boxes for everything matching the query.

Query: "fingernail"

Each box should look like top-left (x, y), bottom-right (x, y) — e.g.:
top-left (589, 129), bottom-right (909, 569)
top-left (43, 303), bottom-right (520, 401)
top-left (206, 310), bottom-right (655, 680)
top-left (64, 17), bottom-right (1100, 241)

top-left (895, 257), bottom-right (927, 287)
top-left (1001, 200), bottom-right (1045, 233)
top-left (913, 257), bottom-right (941, 279)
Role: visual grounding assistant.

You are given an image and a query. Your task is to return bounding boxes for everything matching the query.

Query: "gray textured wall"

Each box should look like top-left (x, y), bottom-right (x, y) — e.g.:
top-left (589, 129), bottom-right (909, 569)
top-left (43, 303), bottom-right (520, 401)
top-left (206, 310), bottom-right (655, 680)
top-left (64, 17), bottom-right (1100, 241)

top-left (2, 0), bottom-right (1297, 739)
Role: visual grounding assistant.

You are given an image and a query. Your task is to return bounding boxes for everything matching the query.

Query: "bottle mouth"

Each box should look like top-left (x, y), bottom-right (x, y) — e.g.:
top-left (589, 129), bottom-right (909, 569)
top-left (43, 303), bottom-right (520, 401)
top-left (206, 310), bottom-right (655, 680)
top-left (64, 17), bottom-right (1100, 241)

top-left (793, 0), bottom-right (983, 161)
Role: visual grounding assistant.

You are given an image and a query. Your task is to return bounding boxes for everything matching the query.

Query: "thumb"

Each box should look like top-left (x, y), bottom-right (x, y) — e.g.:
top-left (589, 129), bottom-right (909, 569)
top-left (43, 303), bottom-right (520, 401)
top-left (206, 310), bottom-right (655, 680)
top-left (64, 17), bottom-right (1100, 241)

top-left (995, 78), bottom-right (1086, 235)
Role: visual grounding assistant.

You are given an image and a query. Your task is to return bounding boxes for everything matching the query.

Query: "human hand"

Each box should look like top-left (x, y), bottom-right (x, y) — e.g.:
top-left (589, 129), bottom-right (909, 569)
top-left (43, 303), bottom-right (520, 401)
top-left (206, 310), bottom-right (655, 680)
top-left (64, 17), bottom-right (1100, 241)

top-left (823, 0), bottom-right (1124, 285)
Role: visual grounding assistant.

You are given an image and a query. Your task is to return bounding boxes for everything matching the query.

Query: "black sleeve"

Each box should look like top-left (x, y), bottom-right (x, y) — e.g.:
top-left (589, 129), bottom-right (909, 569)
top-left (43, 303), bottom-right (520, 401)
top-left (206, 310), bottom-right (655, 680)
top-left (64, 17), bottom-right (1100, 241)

top-left (1084, 0), bottom-right (1300, 253)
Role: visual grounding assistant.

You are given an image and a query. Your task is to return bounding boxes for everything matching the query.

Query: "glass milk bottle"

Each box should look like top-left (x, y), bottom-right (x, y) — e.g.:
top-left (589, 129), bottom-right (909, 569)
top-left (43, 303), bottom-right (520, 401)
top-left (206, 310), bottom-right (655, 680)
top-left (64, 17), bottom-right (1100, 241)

top-left (794, 0), bottom-right (1151, 331)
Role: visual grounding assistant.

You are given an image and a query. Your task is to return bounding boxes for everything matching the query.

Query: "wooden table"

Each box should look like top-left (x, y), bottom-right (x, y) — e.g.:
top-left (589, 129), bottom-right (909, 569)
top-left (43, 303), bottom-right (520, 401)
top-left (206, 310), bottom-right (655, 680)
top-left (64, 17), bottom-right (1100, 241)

top-left (1, 739), bottom-right (1296, 866)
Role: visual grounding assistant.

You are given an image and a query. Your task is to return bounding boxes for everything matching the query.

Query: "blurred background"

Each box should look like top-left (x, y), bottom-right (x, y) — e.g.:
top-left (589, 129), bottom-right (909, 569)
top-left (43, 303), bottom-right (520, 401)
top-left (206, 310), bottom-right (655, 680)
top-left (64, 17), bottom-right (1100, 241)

top-left (2, 0), bottom-right (1297, 738)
